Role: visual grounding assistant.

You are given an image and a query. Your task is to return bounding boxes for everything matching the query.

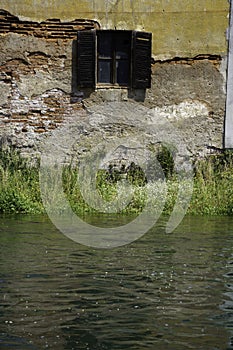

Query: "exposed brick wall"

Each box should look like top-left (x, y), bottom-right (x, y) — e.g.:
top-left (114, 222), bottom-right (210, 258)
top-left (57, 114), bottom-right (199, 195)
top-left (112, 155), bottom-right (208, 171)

top-left (0, 10), bottom-right (97, 154)
top-left (0, 10), bottom-right (99, 39)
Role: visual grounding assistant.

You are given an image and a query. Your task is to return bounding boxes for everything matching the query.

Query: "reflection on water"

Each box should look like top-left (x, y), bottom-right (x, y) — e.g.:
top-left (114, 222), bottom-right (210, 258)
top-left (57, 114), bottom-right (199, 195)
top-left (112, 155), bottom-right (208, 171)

top-left (1, 214), bottom-right (233, 349)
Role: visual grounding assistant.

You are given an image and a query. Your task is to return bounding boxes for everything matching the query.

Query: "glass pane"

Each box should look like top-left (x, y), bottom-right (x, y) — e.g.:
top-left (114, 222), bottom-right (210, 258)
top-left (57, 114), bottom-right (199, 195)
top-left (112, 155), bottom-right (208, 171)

top-left (115, 34), bottom-right (130, 59)
top-left (116, 51), bottom-right (129, 59)
top-left (98, 60), bottom-right (111, 83)
top-left (116, 60), bottom-right (129, 85)
top-left (97, 32), bottom-right (112, 58)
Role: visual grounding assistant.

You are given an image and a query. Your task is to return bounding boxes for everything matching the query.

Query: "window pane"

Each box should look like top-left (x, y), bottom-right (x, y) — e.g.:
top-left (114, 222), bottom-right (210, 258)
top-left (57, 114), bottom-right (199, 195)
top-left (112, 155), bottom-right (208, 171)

top-left (97, 32), bottom-right (112, 58)
top-left (116, 51), bottom-right (129, 59)
top-left (116, 60), bottom-right (129, 85)
top-left (98, 60), bottom-right (111, 83)
top-left (115, 34), bottom-right (130, 59)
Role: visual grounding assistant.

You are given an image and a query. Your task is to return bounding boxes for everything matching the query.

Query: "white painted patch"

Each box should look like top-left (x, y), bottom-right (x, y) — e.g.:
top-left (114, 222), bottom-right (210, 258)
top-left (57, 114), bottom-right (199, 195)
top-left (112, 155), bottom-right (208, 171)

top-left (150, 100), bottom-right (209, 121)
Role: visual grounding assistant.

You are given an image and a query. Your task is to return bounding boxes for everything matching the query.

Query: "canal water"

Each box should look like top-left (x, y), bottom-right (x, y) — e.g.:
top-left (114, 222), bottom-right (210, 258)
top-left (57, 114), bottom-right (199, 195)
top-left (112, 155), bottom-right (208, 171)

top-left (1, 214), bottom-right (233, 350)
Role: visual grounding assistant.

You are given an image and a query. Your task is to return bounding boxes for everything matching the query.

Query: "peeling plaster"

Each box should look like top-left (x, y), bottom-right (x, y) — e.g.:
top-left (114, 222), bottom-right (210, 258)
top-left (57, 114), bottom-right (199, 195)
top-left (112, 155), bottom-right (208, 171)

top-left (0, 8), bottom-right (228, 158)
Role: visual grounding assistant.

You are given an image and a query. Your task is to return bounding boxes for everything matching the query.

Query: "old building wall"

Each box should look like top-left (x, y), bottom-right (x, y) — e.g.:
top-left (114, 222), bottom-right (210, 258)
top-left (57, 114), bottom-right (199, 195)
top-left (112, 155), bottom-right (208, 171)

top-left (0, 10), bottom-right (98, 157)
top-left (0, 0), bottom-right (229, 59)
top-left (0, 2), bottom-right (229, 160)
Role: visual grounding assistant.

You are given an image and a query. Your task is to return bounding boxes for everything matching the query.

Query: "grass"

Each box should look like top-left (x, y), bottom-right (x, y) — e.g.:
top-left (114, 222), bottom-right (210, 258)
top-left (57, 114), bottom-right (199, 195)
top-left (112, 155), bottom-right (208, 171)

top-left (0, 147), bottom-right (232, 216)
top-left (189, 152), bottom-right (233, 215)
top-left (0, 149), bottom-right (43, 213)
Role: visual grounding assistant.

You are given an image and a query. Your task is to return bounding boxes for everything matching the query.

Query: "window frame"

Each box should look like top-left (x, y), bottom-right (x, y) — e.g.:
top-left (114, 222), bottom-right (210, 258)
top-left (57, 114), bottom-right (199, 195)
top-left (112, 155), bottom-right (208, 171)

top-left (77, 29), bottom-right (152, 90)
top-left (97, 30), bottom-right (132, 87)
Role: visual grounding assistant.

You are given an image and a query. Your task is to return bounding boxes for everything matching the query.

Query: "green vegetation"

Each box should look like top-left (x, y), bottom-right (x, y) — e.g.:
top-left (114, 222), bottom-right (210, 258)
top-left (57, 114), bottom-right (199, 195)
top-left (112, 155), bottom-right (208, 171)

top-left (190, 152), bottom-right (233, 215)
top-left (0, 148), bottom-right (232, 216)
top-left (0, 149), bottom-right (43, 213)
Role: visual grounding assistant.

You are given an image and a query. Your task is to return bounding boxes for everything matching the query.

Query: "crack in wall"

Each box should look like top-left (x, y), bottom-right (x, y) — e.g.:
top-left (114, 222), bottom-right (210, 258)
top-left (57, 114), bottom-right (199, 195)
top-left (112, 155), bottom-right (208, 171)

top-left (153, 54), bottom-right (222, 67)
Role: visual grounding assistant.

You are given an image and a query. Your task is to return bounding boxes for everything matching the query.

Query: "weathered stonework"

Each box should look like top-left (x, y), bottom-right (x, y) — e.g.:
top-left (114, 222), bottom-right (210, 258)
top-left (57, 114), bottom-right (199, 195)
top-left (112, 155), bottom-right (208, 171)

top-left (0, 9), bottom-right (228, 162)
top-left (0, 11), bottom-right (96, 157)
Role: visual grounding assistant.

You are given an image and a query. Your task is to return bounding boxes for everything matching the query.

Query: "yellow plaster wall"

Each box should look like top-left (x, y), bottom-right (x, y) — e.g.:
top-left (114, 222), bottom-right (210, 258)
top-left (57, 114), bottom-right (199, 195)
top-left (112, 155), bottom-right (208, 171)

top-left (0, 0), bottom-right (229, 59)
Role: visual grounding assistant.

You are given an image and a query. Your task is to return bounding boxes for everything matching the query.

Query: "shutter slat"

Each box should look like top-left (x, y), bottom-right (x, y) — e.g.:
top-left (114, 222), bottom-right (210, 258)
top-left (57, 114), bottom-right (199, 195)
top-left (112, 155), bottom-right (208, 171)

top-left (77, 29), bottom-right (96, 87)
top-left (132, 31), bottom-right (152, 89)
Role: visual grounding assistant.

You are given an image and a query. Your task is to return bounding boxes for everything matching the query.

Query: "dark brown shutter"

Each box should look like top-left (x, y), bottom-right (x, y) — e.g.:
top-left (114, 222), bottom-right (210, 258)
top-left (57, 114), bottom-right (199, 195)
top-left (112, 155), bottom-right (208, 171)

top-left (131, 31), bottom-right (152, 89)
top-left (77, 29), bottom-right (96, 87)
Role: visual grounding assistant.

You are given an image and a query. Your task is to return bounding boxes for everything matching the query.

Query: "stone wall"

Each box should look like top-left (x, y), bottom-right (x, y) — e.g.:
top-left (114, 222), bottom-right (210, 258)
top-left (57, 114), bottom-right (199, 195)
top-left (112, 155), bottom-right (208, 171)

top-left (0, 8), bottom-right (228, 161)
top-left (0, 10), bottom-right (97, 157)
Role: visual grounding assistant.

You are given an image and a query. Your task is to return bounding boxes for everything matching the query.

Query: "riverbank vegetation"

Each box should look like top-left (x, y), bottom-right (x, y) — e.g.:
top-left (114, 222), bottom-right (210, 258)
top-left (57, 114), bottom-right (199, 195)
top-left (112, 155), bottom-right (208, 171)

top-left (0, 148), bottom-right (232, 216)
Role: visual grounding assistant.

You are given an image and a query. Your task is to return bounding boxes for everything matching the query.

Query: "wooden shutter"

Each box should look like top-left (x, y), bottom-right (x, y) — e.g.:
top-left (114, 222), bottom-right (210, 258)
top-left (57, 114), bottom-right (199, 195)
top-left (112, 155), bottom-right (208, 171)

top-left (131, 31), bottom-right (152, 89)
top-left (77, 29), bottom-right (96, 87)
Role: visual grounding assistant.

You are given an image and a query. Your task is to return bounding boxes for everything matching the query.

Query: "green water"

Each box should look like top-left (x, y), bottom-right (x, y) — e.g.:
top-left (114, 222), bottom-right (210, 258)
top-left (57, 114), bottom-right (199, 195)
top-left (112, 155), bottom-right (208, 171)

top-left (1, 214), bottom-right (233, 349)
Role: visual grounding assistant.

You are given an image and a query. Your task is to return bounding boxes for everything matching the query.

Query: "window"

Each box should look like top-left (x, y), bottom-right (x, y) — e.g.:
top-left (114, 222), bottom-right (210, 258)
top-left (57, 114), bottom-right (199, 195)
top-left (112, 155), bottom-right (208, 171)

top-left (97, 31), bottom-right (131, 85)
top-left (77, 29), bottom-right (152, 89)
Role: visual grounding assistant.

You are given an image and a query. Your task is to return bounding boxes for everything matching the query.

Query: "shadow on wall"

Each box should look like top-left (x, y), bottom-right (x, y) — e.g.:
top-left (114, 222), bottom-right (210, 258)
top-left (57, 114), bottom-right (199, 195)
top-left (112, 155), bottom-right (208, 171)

top-left (70, 39), bottom-right (146, 103)
top-left (71, 39), bottom-right (84, 103)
